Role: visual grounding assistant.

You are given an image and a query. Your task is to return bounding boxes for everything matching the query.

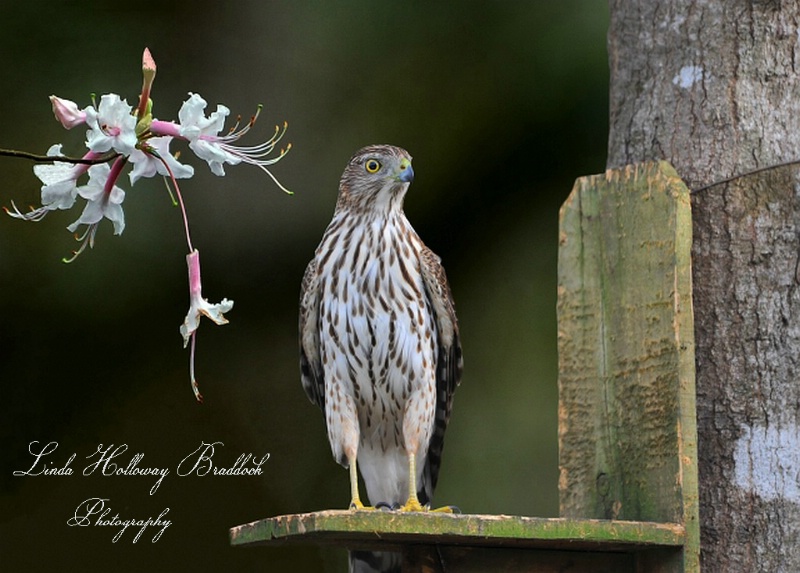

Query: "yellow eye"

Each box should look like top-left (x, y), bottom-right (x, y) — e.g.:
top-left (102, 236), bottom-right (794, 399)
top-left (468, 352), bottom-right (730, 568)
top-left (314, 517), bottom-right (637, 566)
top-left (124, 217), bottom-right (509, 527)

top-left (365, 159), bottom-right (381, 173)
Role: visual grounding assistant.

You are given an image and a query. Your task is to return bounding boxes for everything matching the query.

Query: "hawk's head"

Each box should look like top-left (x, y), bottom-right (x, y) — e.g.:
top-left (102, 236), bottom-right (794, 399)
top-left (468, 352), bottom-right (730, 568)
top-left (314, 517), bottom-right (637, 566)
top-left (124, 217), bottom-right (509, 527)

top-left (336, 144), bottom-right (414, 213)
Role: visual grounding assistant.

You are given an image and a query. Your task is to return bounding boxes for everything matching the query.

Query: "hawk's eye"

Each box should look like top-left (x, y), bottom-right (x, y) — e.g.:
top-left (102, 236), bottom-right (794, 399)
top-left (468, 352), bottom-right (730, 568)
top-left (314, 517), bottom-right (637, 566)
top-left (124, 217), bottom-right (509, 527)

top-left (365, 159), bottom-right (381, 174)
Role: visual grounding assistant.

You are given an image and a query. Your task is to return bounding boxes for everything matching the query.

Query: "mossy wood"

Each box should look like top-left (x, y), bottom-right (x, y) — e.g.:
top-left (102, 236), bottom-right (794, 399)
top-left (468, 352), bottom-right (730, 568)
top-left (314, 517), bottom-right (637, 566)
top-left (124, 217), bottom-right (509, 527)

top-left (230, 510), bottom-right (685, 549)
top-left (230, 510), bottom-right (685, 572)
top-left (558, 161), bottom-right (699, 572)
top-left (230, 161), bottom-right (700, 572)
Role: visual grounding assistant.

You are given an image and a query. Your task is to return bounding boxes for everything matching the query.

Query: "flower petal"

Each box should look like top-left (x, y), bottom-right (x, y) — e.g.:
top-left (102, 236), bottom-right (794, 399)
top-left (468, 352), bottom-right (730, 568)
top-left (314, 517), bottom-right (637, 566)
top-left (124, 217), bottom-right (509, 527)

top-left (179, 250), bottom-right (234, 346)
top-left (105, 202), bottom-right (125, 235)
top-left (67, 163), bottom-right (126, 235)
top-left (128, 149), bottom-right (158, 184)
top-left (84, 94), bottom-right (137, 155)
top-left (40, 179), bottom-right (79, 210)
top-left (67, 200), bottom-right (104, 232)
top-left (200, 298), bottom-right (234, 325)
top-left (128, 137), bottom-right (194, 184)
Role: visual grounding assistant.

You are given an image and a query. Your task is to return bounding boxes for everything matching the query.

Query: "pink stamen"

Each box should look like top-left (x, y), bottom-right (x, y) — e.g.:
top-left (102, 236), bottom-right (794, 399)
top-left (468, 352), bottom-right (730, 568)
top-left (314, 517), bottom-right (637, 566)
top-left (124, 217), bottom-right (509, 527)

top-left (189, 333), bottom-right (203, 403)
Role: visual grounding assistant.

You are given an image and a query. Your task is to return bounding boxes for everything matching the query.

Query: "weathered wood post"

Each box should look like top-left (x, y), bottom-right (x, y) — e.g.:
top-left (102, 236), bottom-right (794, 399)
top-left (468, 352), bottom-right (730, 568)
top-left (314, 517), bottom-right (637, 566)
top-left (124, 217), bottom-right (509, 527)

top-left (229, 161), bottom-right (701, 572)
top-left (558, 161), bottom-right (700, 572)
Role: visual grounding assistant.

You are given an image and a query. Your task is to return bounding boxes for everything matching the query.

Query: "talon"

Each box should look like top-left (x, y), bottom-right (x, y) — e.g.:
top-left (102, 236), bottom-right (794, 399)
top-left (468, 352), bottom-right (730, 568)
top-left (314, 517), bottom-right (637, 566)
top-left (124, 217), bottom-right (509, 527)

top-left (399, 498), bottom-right (426, 512)
top-left (375, 502), bottom-right (393, 512)
top-left (349, 499), bottom-right (374, 511)
top-left (399, 452), bottom-right (426, 512)
top-left (431, 505), bottom-right (460, 514)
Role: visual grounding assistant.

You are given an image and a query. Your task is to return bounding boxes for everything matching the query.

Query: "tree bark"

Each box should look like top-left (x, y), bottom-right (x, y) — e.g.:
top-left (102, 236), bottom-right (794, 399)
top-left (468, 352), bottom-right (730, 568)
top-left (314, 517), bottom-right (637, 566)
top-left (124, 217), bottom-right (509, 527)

top-left (608, 1), bottom-right (800, 571)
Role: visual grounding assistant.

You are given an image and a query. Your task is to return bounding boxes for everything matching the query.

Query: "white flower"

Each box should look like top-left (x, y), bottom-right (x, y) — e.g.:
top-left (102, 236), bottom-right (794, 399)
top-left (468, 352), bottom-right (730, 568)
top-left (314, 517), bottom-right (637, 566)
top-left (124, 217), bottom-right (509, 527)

top-left (180, 249), bottom-right (233, 402)
top-left (34, 144), bottom-right (82, 211)
top-left (6, 145), bottom-right (87, 222)
top-left (180, 249), bottom-right (234, 347)
top-left (128, 136), bottom-right (195, 184)
top-left (85, 94), bottom-right (137, 155)
top-left (176, 93), bottom-right (290, 189)
top-left (178, 93), bottom-right (236, 176)
top-left (67, 162), bottom-right (126, 235)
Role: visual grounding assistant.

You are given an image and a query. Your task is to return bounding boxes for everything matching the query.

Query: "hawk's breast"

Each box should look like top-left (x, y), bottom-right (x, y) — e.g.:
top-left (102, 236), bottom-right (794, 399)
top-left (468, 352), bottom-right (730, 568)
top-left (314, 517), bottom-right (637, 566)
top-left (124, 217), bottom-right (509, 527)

top-left (317, 213), bottom-right (438, 452)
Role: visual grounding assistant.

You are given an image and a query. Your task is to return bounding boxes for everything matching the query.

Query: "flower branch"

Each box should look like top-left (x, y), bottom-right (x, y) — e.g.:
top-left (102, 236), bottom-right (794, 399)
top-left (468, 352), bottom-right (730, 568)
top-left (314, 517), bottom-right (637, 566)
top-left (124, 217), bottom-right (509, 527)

top-left (0, 148), bottom-right (119, 164)
top-left (2, 47), bottom-right (291, 401)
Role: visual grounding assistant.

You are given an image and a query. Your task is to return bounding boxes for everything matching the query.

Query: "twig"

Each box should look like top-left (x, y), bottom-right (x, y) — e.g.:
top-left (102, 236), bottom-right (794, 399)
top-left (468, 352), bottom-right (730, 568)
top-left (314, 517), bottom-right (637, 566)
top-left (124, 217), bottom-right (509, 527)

top-left (0, 148), bottom-right (118, 165)
top-left (692, 158), bottom-right (800, 194)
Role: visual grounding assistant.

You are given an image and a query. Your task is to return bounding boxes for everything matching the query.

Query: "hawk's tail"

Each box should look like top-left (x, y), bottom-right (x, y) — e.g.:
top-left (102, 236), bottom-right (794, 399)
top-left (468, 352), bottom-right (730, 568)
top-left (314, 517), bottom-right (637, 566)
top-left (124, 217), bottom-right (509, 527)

top-left (349, 550), bottom-right (401, 573)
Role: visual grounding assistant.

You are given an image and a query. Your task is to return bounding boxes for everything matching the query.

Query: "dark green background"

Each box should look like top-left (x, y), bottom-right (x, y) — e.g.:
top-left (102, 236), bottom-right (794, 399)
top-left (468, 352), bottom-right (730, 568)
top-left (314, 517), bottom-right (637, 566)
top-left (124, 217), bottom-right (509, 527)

top-left (0, 2), bottom-right (608, 571)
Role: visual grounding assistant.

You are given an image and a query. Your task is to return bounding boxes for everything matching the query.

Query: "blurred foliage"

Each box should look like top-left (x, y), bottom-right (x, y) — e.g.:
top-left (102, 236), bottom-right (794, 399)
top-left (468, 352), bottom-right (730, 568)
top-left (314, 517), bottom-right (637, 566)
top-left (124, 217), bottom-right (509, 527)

top-left (0, 1), bottom-right (608, 571)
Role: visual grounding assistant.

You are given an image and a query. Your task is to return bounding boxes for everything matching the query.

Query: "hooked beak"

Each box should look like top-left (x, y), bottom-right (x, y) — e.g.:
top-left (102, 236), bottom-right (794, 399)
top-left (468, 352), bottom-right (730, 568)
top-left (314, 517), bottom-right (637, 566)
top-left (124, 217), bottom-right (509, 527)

top-left (398, 158), bottom-right (414, 183)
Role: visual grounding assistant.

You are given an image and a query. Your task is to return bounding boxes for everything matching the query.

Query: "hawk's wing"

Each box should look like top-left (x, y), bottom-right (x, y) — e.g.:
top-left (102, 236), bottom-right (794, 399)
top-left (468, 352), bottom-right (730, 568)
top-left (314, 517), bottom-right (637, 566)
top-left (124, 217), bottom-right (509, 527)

top-left (418, 246), bottom-right (463, 505)
top-left (299, 258), bottom-right (325, 411)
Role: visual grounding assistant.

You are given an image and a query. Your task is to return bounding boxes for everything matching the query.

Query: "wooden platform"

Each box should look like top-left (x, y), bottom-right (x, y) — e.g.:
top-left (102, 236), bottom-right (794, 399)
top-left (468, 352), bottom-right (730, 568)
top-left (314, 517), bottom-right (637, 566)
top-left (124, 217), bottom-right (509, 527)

top-left (230, 509), bottom-right (684, 551)
top-left (231, 510), bottom-right (685, 572)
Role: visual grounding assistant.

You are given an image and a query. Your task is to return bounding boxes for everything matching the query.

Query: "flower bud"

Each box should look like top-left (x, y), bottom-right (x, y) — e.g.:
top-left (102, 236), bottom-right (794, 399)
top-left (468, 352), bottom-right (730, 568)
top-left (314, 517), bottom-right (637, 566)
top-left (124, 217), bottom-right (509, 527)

top-left (142, 47), bottom-right (157, 89)
top-left (50, 95), bottom-right (86, 129)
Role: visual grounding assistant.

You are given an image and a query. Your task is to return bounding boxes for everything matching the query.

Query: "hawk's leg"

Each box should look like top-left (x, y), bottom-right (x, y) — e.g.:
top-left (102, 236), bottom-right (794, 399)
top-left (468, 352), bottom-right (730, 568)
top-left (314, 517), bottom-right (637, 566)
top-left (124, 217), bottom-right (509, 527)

top-left (398, 451), bottom-right (425, 512)
top-left (348, 456), bottom-right (373, 510)
top-left (398, 451), bottom-right (456, 513)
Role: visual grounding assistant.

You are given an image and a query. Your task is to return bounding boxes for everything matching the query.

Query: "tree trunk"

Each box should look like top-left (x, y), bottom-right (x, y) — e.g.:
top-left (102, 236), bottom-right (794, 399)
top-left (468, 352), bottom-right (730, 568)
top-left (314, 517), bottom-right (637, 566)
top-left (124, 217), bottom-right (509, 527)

top-left (608, 1), bottom-right (800, 571)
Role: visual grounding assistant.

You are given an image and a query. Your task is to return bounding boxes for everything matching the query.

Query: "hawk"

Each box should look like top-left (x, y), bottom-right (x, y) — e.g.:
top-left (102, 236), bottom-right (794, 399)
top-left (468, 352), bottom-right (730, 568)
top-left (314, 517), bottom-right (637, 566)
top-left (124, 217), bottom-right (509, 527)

top-left (299, 145), bottom-right (463, 519)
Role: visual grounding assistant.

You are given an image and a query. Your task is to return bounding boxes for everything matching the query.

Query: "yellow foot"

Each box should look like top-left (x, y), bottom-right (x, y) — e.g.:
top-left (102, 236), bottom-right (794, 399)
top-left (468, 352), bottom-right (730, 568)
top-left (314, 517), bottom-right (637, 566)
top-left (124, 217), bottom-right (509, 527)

top-left (349, 499), bottom-right (374, 511)
top-left (352, 501), bottom-right (448, 512)
top-left (398, 498), bottom-right (426, 512)
top-left (397, 501), bottom-right (460, 513)
top-left (430, 505), bottom-right (459, 513)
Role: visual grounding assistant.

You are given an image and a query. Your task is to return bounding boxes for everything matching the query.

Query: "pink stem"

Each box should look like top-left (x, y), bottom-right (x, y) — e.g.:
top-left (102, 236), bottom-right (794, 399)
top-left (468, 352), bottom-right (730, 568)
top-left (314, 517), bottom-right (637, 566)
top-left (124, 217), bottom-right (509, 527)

top-left (103, 155), bottom-right (128, 194)
top-left (155, 153), bottom-right (193, 252)
top-left (149, 120), bottom-right (182, 138)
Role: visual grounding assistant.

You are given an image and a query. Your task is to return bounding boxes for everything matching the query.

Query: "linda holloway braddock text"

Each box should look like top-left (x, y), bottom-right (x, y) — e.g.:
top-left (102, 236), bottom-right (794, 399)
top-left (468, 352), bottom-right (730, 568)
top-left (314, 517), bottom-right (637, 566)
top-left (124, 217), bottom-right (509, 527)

top-left (13, 440), bottom-right (270, 542)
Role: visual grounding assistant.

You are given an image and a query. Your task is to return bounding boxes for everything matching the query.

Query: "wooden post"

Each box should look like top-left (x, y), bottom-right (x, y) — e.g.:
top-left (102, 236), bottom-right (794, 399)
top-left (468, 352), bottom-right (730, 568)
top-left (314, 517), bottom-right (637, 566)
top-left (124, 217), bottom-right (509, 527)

top-left (230, 161), bottom-right (700, 572)
top-left (557, 161), bottom-right (699, 571)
